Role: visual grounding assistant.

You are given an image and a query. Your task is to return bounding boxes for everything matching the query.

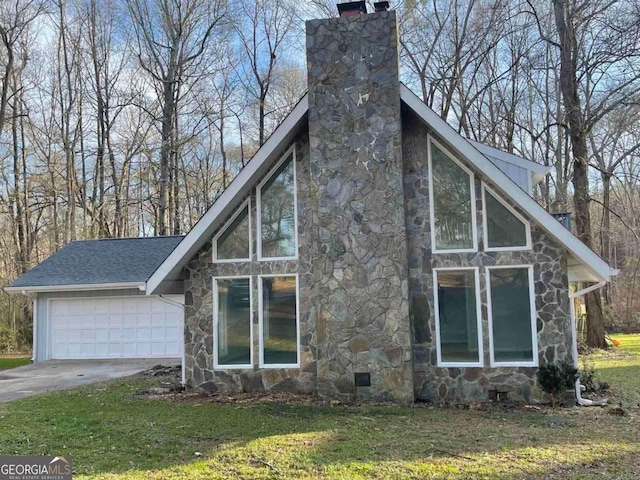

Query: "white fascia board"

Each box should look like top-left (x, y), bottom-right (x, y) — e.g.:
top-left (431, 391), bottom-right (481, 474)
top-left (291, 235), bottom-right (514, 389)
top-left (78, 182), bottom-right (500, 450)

top-left (400, 84), bottom-right (611, 282)
top-left (145, 94), bottom-right (309, 295)
top-left (4, 282), bottom-right (144, 294)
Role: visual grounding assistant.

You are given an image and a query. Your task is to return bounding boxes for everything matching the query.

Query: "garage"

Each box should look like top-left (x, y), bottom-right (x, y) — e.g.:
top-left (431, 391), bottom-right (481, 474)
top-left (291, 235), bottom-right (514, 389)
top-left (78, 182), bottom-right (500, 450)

top-left (50, 296), bottom-right (183, 359)
top-left (4, 236), bottom-right (186, 363)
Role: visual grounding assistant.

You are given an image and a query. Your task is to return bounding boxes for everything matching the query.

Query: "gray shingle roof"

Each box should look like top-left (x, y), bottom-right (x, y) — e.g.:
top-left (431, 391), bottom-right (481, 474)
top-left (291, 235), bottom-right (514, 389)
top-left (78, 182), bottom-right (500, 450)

top-left (8, 236), bottom-right (184, 288)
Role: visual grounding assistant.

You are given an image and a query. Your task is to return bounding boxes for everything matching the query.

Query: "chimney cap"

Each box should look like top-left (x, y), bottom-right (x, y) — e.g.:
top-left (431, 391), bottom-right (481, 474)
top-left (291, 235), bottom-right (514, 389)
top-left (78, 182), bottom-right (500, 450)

top-left (337, 1), bottom-right (367, 17)
top-left (374, 1), bottom-right (389, 12)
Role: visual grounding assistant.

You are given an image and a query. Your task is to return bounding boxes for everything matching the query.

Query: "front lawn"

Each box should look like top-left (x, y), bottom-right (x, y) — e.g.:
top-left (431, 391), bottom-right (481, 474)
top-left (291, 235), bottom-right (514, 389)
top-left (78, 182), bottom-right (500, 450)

top-left (589, 333), bottom-right (640, 405)
top-left (0, 356), bottom-right (30, 370)
top-left (0, 336), bottom-right (639, 479)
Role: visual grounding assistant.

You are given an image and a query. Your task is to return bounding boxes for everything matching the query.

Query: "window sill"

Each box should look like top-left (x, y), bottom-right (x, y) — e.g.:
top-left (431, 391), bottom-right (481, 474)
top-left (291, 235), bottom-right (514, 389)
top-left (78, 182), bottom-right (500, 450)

top-left (259, 363), bottom-right (300, 369)
top-left (214, 365), bottom-right (254, 370)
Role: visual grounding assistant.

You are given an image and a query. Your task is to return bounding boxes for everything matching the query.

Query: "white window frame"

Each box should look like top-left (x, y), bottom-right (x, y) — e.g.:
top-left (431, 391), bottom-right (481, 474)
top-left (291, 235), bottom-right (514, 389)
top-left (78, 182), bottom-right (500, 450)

top-left (256, 146), bottom-right (298, 261)
top-left (258, 273), bottom-right (300, 369)
top-left (428, 136), bottom-right (478, 254)
top-left (482, 183), bottom-right (532, 252)
top-left (433, 267), bottom-right (483, 367)
top-left (212, 198), bottom-right (252, 263)
top-left (486, 265), bottom-right (538, 367)
top-left (213, 276), bottom-right (254, 370)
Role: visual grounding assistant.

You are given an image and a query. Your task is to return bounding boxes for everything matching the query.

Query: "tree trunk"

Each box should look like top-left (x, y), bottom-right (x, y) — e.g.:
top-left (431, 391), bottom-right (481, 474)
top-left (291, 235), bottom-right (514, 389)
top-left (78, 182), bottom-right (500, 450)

top-left (158, 77), bottom-right (175, 235)
top-left (600, 172), bottom-right (612, 304)
top-left (553, 0), bottom-right (606, 349)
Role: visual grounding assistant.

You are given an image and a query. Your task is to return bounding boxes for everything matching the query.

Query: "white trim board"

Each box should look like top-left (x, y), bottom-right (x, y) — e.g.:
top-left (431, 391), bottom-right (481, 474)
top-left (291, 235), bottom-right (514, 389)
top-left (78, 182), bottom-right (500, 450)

top-left (400, 84), bottom-right (611, 282)
top-left (4, 282), bottom-right (145, 293)
top-left (145, 94), bottom-right (309, 295)
top-left (32, 296), bottom-right (38, 362)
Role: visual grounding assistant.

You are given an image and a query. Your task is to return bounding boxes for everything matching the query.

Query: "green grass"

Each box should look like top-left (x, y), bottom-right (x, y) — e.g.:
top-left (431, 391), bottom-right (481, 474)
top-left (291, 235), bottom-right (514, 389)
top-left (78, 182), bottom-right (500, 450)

top-left (588, 333), bottom-right (640, 405)
top-left (0, 357), bottom-right (30, 370)
top-left (0, 336), bottom-right (639, 479)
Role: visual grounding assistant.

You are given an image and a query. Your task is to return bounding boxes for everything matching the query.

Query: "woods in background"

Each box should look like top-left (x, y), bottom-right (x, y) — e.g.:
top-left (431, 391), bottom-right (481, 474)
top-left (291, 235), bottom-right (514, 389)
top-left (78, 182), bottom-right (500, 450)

top-left (0, 0), bottom-right (639, 352)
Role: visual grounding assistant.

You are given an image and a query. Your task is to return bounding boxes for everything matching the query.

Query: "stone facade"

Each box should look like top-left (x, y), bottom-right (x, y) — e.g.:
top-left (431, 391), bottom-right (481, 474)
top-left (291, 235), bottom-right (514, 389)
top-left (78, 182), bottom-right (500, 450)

top-left (183, 131), bottom-right (317, 394)
top-left (306, 11), bottom-right (413, 403)
top-left (182, 9), bottom-right (573, 403)
top-left (403, 108), bottom-right (572, 403)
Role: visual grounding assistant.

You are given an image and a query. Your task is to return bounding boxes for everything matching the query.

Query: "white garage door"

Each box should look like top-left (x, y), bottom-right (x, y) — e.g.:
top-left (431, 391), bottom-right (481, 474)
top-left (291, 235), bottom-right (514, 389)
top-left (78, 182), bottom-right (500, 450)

top-left (50, 296), bottom-right (183, 359)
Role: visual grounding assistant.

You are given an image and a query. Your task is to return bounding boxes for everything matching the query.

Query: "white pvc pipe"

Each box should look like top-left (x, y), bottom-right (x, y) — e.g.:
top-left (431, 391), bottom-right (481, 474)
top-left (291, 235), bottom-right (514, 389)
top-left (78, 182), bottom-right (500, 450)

top-left (569, 281), bottom-right (608, 406)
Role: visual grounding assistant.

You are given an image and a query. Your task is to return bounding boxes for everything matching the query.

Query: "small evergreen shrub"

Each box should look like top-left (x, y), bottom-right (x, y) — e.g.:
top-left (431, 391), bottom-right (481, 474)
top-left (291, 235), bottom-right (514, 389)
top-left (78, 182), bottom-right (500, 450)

top-left (579, 360), bottom-right (610, 393)
top-left (537, 359), bottom-right (578, 409)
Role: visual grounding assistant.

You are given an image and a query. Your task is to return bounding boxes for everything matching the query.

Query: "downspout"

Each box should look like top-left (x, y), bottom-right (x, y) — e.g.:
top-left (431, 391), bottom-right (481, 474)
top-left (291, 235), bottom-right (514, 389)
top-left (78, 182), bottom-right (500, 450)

top-left (157, 294), bottom-right (186, 385)
top-left (569, 281), bottom-right (608, 406)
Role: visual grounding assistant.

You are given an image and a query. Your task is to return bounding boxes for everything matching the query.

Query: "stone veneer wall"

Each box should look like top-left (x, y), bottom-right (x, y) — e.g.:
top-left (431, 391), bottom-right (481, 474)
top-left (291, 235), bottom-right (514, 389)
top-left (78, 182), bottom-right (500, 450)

top-left (184, 15), bottom-right (572, 403)
top-left (306, 11), bottom-right (413, 403)
top-left (183, 131), bottom-right (317, 393)
top-left (402, 107), bottom-right (573, 403)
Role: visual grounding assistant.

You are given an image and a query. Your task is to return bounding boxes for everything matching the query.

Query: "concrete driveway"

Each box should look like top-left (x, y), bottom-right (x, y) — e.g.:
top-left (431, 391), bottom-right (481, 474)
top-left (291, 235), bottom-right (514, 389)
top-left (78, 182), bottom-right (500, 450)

top-left (0, 358), bottom-right (180, 403)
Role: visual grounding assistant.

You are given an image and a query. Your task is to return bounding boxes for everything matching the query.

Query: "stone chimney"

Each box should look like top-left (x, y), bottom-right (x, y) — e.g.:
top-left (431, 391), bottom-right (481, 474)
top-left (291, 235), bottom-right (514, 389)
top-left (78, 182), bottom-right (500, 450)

top-left (306, 6), bottom-right (413, 402)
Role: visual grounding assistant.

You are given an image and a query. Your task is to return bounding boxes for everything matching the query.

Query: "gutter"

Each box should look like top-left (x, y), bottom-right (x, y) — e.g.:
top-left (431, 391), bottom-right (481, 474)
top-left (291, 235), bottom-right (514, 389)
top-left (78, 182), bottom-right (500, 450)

top-left (569, 281), bottom-right (608, 406)
top-left (4, 282), bottom-right (145, 293)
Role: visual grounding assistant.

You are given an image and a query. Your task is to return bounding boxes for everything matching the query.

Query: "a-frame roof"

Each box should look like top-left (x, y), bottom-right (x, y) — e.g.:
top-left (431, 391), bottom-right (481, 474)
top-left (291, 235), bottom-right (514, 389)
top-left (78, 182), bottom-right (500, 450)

top-left (145, 86), bottom-right (611, 294)
top-left (400, 85), bottom-right (610, 282)
top-left (145, 94), bottom-right (309, 294)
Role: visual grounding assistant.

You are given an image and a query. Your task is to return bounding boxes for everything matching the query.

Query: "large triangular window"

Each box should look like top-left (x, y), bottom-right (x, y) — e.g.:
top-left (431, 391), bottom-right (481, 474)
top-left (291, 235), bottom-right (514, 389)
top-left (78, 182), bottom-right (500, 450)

top-left (428, 137), bottom-right (477, 252)
top-left (483, 185), bottom-right (531, 251)
top-left (258, 149), bottom-right (297, 260)
top-left (213, 200), bottom-right (251, 261)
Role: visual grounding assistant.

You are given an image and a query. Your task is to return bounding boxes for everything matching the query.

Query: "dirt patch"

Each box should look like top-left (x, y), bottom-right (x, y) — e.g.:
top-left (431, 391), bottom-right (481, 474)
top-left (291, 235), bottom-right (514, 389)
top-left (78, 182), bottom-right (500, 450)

top-left (142, 388), bottom-right (316, 405)
top-left (138, 364), bottom-right (181, 378)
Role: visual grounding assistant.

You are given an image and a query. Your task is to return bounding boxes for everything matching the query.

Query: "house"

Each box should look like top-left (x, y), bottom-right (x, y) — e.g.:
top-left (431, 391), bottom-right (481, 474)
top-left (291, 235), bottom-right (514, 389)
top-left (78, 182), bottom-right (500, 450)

top-left (7, 3), bottom-right (613, 403)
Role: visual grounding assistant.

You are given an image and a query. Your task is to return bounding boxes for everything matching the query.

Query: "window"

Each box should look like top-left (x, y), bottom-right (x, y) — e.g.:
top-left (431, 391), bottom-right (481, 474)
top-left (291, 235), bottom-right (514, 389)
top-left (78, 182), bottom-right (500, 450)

top-left (428, 137), bottom-right (477, 252)
top-left (483, 185), bottom-right (530, 251)
top-left (213, 200), bottom-right (251, 262)
top-left (487, 266), bottom-right (538, 366)
top-left (213, 277), bottom-right (252, 368)
top-left (258, 149), bottom-right (297, 260)
top-left (434, 268), bottom-right (483, 366)
top-left (259, 275), bottom-right (299, 367)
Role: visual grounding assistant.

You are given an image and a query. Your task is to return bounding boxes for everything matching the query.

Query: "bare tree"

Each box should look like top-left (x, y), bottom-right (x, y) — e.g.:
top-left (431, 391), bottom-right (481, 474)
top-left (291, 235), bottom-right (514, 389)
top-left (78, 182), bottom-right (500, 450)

top-left (0, 0), bottom-right (42, 135)
top-left (127, 0), bottom-right (226, 235)
top-left (233, 0), bottom-right (297, 146)
top-left (550, 0), bottom-right (640, 348)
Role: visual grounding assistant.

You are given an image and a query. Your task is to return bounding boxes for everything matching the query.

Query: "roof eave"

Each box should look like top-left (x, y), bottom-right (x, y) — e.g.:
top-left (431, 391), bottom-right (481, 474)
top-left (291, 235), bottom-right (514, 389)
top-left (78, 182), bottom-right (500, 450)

top-left (145, 85), bottom-right (612, 295)
top-left (4, 281), bottom-right (145, 294)
top-left (145, 94), bottom-right (310, 295)
top-left (400, 84), bottom-right (611, 283)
